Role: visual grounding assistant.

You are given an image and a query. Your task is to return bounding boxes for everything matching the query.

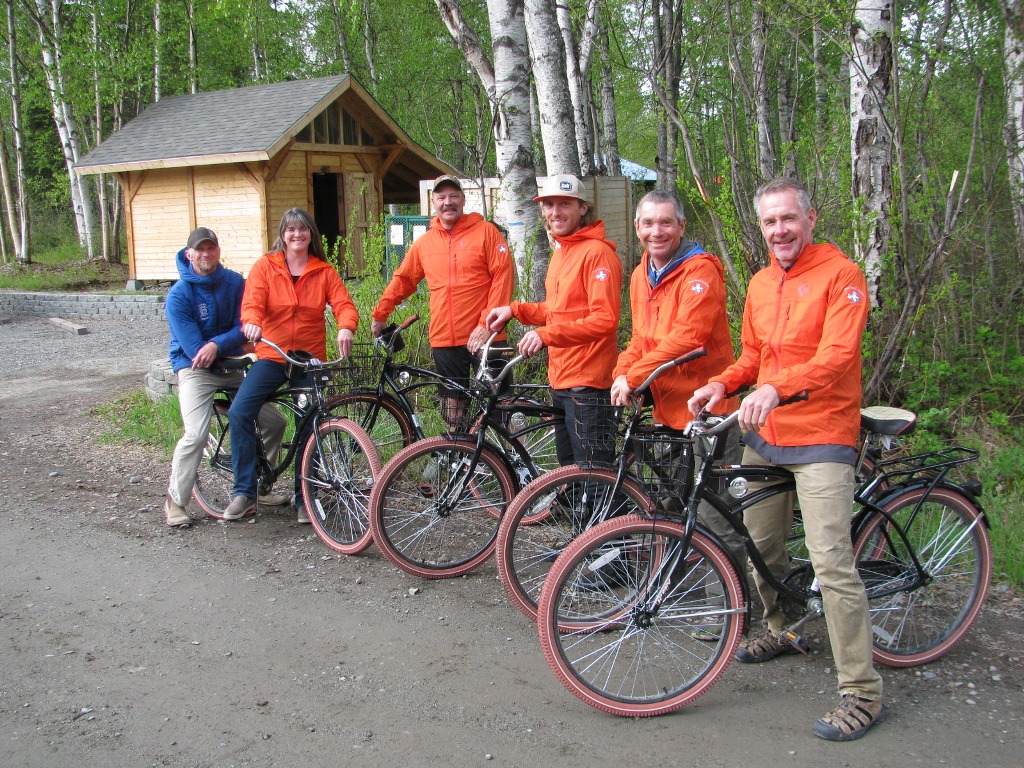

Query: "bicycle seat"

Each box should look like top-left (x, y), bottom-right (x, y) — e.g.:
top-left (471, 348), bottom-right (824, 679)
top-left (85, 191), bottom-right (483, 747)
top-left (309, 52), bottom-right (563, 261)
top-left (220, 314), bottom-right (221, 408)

top-left (218, 354), bottom-right (257, 371)
top-left (860, 406), bottom-right (916, 436)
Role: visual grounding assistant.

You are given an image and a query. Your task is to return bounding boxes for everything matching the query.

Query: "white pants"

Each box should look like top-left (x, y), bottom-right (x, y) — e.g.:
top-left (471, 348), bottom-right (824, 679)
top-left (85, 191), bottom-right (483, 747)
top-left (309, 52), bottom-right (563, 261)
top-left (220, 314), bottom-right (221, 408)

top-left (166, 368), bottom-right (287, 506)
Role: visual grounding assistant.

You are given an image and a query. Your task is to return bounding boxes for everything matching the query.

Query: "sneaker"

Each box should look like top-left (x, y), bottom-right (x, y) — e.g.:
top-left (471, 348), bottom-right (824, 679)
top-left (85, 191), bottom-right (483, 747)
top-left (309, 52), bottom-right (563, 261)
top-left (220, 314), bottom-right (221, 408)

top-left (223, 495), bottom-right (255, 521)
top-left (296, 506), bottom-right (311, 524)
top-left (735, 630), bottom-right (809, 663)
top-left (812, 694), bottom-right (887, 741)
top-left (164, 495), bottom-right (191, 528)
top-left (258, 492), bottom-right (290, 506)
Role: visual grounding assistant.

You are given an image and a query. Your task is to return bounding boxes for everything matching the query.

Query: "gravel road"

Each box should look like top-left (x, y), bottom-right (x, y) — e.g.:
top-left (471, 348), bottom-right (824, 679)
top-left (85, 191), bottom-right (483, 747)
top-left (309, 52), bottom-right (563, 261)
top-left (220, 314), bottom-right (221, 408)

top-left (0, 313), bottom-right (1021, 768)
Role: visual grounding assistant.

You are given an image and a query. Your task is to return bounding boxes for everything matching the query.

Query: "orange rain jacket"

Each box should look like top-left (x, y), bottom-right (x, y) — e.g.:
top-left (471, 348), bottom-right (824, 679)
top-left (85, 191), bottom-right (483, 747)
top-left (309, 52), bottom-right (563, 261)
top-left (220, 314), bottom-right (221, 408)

top-left (511, 221), bottom-right (622, 390)
top-left (615, 248), bottom-right (738, 429)
top-left (242, 251), bottom-right (359, 364)
top-left (371, 212), bottom-right (513, 347)
top-left (711, 243), bottom-right (869, 448)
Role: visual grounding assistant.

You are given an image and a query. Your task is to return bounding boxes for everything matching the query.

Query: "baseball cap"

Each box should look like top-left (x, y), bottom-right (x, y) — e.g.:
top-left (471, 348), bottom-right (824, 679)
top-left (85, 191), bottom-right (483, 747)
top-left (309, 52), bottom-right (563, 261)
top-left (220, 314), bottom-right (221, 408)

top-left (534, 174), bottom-right (588, 202)
top-left (187, 227), bottom-right (218, 249)
top-left (431, 175), bottom-right (463, 193)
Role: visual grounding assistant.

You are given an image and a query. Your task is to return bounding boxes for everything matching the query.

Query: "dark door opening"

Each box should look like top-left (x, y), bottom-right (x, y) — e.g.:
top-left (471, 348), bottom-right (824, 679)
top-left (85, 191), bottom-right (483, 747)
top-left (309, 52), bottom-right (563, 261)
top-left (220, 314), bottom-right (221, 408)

top-left (312, 173), bottom-right (342, 256)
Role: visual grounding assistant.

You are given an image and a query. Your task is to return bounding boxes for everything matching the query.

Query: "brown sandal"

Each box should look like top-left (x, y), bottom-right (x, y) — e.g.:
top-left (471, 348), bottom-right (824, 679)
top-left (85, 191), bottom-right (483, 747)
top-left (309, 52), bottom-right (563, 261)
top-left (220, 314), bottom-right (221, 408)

top-left (812, 694), bottom-right (887, 741)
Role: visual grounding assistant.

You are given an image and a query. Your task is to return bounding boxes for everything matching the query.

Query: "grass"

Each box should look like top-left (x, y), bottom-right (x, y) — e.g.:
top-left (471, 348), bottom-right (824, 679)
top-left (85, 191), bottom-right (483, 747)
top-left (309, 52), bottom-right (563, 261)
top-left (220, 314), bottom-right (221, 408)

top-left (93, 389), bottom-right (182, 459)
top-left (0, 243), bottom-right (128, 291)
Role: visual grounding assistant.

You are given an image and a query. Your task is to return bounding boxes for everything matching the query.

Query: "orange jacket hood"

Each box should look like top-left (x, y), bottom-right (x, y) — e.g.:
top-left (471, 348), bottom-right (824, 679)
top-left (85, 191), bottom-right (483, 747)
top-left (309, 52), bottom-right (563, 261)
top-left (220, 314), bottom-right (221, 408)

top-left (712, 243), bottom-right (869, 447)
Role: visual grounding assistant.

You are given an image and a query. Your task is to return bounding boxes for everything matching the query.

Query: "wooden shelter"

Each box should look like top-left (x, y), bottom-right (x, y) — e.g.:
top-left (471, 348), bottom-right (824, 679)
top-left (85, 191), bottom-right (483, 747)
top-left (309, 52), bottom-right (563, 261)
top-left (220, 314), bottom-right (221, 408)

top-left (77, 75), bottom-right (456, 281)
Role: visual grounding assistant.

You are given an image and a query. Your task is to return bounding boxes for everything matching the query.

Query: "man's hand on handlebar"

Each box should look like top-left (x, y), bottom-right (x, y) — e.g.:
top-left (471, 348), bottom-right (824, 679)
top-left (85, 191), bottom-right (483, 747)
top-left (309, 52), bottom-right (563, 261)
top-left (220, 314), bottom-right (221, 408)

top-left (466, 325), bottom-right (489, 354)
top-left (736, 384), bottom-right (780, 432)
top-left (336, 328), bottom-right (354, 359)
top-left (485, 306), bottom-right (512, 333)
top-left (610, 374), bottom-right (632, 406)
top-left (688, 381), bottom-right (726, 418)
top-left (370, 319), bottom-right (388, 338)
top-left (242, 323), bottom-right (262, 343)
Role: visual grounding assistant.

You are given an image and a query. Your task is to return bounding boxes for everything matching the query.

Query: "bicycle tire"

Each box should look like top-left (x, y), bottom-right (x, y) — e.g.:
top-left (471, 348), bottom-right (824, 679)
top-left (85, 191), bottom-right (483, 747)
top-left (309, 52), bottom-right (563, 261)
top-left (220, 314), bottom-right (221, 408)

top-left (325, 391), bottom-right (415, 463)
top-left (192, 400), bottom-right (237, 519)
top-left (368, 436), bottom-right (516, 578)
top-left (853, 485), bottom-right (992, 667)
top-left (495, 465), bottom-right (653, 621)
top-left (301, 418), bottom-right (382, 555)
top-left (537, 515), bottom-right (745, 717)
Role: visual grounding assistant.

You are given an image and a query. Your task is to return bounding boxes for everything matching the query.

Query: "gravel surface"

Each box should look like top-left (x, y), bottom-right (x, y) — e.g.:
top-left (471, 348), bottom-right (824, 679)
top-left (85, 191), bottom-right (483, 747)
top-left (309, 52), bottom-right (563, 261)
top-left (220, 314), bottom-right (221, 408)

top-left (0, 313), bottom-right (1022, 767)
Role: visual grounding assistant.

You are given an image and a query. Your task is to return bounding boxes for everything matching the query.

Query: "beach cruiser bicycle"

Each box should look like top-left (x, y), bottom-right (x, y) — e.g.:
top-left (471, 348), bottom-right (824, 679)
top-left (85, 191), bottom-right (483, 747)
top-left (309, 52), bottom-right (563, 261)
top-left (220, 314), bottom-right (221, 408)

top-left (535, 399), bottom-right (991, 717)
top-left (193, 339), bottom-right (381, 555)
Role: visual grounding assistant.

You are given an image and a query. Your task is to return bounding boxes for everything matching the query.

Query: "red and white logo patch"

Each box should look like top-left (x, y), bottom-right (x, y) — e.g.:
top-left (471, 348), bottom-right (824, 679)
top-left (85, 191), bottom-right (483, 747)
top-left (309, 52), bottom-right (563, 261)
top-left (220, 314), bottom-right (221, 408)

top-left (687, 279), bottom-right (709, 295)
top-left (592, 268), bottom-right (610, 282)
top-left (845, 286), bottom-right (865, 304)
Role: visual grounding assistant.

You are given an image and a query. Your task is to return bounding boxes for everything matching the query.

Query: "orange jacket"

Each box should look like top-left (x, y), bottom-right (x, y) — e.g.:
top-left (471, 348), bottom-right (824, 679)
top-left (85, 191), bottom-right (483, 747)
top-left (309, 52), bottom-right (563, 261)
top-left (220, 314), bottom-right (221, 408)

top-left (615, 248), bottom-right (738, 428)
top-left (242, 251), bottom-right (359, 364)
top-left (711, 243), bottom-right (869, 448)
top-left (511, 222), bottom-right (622, 389)
top-left (372, 212), bottom-right (513, 347)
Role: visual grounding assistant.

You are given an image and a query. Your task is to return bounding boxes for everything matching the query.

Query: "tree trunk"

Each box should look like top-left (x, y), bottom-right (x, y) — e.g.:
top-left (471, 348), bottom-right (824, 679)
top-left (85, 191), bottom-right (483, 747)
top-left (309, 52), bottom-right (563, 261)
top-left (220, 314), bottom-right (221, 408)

top-left (597, 24), bottom-right (620, 177)
top-left (153, 0), bottom-right (161, 102)
top-left (850, 0), bottom-right (894, 307)
top-left (32, 0), bottom-right (95, 259)
top-left (187, 0), bottom-right (197, 93)
top-left (4, 0), bottom-right (29, 263)
top-left (1002, 1), bottom-right (1024, 258)
top-left (523, 0), bottom-right (579, 176)
top-left (752, 2), bottom-right (776, 180)
top-left (555, 0), bottom-right (594, 174)
top-left (361, 0), bottom-right (377, 85)
top-left (328, 0), bottom-right (353, 74)
top-left (92, 5), bottom-right (111, 262)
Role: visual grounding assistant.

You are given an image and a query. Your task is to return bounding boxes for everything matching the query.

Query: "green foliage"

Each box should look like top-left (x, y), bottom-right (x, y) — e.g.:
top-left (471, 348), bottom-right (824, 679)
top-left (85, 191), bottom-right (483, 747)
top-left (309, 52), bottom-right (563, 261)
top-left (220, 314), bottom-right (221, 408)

top-left (93, 390), bottom-right (182, 458)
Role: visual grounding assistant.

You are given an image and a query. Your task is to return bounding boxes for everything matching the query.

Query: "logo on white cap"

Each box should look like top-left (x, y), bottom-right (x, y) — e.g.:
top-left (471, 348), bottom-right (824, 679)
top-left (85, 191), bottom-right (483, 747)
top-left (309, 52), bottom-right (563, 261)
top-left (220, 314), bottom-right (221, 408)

top-left (560, 181), bottom-right (573, 192)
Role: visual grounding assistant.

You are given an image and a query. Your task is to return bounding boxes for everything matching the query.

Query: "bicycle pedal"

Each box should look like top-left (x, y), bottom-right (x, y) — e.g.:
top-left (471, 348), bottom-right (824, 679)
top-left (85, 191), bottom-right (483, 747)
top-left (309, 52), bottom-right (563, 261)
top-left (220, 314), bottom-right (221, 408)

top-left (779, 629), bottom-right (809, 654)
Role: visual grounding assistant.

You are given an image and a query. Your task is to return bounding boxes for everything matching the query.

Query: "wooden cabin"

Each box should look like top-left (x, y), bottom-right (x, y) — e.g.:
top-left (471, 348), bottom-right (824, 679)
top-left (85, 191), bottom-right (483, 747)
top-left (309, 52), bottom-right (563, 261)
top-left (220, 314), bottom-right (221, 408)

top-left (77, 75), bottom-right (456, 281)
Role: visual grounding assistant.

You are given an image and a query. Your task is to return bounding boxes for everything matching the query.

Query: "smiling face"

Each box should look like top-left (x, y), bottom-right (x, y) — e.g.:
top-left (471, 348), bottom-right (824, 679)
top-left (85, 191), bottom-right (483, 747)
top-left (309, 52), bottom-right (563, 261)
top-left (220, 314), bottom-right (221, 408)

top-left (757, 188), bottom-right (817, 270)
top-left (635, 200), bottom-right (685, 269)
top-left (187, 241), bottom-right (221, 276)
top-left (540, 196), bottom-right (588, 237)
top-left (432, 183), bottom-right (466, 231)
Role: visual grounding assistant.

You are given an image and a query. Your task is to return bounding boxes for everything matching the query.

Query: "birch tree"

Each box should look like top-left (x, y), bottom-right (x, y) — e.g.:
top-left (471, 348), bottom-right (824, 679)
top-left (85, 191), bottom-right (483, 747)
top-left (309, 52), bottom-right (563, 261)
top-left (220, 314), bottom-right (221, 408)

top-left (435, 0), bottom-right (547, 298)
top-left (1002, 0), bottom-right (1024, 257)
top-left (849, 0), bottom-right (894, 305)
top-left (3, 0), bottom-right (29, 263)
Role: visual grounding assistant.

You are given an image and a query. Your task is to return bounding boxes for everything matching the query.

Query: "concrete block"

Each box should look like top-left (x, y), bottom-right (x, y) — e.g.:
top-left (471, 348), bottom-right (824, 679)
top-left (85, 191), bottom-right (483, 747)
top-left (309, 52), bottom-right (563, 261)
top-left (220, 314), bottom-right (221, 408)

top-left (48, 317), bottom-right (88, 335)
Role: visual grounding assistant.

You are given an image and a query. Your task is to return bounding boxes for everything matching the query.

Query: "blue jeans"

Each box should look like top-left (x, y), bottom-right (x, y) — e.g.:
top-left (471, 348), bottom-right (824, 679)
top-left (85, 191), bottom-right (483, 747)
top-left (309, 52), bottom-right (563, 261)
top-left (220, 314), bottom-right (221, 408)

top-left (228, 360), bottom-right (293, 499)
top-left (551, 387), bottom-right (614, 466)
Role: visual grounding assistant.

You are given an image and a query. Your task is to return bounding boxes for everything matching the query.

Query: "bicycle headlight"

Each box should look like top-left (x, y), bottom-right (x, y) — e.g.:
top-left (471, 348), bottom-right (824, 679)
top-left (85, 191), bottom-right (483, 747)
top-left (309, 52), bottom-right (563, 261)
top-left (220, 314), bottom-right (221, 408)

top-left (297, 393), bottom-right (309, 410)
top-left (509, 412), bottom-right (526, 429)
top-left (397, 370), bottom-right (411, 387)
top-left (728, 477), bottom-right (749, 498)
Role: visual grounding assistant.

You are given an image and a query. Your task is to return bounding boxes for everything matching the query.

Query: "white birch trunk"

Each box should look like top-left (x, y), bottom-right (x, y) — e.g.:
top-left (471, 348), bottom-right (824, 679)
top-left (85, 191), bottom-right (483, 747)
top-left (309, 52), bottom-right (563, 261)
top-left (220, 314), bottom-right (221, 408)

top-left (328, 0), bottom-right (353, 74)
top-left (153, 0), bottom-right (161, 102)
top-left (5, 0), bottom-right (29, 263)
top-left (361, 0), bottom-right (377, 85)
top-left (187, 0), bottom-right (197, 93)
top-left (555, 1), bottom-right (593, 175)
top-left (523, 0), bottom-right (579, 175)
top-left (93, 6), bottom-right (110, 261)
top-left (1002, 2), bottom-right (1024, 255)
top-left (597, 25), bottom-right (620, 177)
top-left (850, 0), bottom-right (894, 306)
top-left (33, 0), bottom-right (95, 258)
top-left (752, 2), bottom-right (775, 179)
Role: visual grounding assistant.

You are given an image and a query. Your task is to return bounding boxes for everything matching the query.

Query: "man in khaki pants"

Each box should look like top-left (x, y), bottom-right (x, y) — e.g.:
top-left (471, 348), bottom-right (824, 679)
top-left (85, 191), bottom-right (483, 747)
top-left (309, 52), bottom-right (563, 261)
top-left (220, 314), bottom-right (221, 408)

top-left (689, 177), bottom-right (883, 742)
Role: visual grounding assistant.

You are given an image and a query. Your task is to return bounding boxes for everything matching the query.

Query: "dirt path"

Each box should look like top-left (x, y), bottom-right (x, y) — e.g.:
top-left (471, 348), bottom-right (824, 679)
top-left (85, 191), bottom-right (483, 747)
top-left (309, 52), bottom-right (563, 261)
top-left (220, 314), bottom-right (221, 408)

top-left (0, 315), bottom-right (1021, 767)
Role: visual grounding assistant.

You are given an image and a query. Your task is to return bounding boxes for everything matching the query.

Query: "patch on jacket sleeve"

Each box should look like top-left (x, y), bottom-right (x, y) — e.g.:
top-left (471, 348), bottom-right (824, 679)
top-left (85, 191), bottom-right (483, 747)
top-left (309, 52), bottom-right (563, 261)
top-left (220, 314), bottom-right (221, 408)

top-left (592, 267), bottom-right (612, 282)
top-left (844, 286), bottom-right (865, 304)
top-left (687, 279), bottom-right (709, 295)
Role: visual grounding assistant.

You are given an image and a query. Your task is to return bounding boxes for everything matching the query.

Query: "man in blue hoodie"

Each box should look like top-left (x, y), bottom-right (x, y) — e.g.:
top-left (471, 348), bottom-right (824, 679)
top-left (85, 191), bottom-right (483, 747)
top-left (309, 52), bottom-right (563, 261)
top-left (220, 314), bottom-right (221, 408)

top-left (164, 227), bottom-right (287, 527)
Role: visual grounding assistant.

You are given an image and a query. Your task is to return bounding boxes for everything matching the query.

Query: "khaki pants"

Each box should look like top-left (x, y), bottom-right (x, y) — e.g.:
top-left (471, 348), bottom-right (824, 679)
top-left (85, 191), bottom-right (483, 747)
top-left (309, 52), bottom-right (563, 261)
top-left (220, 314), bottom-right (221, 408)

top-left (742, 445), bottom-right (883, 701)
top-left (167, 368), bottom-right (287, 506)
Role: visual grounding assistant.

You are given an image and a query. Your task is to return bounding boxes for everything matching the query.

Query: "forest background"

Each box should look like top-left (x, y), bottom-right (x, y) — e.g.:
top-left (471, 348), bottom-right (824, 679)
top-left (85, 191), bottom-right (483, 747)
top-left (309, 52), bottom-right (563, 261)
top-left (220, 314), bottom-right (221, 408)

top-left (0, 0), bottom-right (1021, 584)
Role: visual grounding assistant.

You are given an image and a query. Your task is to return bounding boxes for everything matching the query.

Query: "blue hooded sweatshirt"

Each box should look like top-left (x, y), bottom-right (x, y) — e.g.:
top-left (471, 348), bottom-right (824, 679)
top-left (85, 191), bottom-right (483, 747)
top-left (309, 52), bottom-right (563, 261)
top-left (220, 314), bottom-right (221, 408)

top-left (166, 247), bottom-right (247, 372)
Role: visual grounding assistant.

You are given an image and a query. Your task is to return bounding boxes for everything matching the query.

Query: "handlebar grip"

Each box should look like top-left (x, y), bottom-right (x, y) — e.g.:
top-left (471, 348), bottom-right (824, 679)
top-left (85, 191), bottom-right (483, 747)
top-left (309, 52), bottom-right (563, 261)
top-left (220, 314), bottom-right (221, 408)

top-left (674, 347), bottom-right (706, 365)
top-left (400, 314), bottom-right (419, 330)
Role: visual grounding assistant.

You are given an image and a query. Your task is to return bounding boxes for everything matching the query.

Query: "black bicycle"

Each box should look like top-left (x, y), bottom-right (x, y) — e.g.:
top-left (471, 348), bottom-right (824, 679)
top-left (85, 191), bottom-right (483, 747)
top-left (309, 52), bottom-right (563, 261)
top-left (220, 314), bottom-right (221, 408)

top-left (536, 404), bottom-right (991, 717)
top-left (193, 340), bottom-right (381, 554)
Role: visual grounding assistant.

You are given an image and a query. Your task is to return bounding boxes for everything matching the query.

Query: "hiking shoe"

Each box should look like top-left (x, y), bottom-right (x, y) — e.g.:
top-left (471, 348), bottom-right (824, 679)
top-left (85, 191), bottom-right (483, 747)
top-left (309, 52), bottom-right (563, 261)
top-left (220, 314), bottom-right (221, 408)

top-left (812, 694), bottom-right (887, 741)
top-left (735, 630), bottom-right (809, 663)
top-left (164, 495), bottom-right (191, 528)
top-left (223, 495), bottom-right (255, 521)
top-left (258, 492), bottom-right (290, 506)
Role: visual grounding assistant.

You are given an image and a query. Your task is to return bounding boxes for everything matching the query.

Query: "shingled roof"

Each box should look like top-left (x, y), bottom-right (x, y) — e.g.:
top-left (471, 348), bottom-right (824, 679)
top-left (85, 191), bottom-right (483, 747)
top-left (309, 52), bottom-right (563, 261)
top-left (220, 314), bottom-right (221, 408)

top-left (77, 75), bottom-right (454, 184)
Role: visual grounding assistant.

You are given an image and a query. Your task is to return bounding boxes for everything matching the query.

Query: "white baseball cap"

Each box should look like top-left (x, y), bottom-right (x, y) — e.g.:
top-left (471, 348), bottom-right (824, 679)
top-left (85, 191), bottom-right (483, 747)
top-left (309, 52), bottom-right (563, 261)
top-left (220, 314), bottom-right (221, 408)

top-left (534, 174), bottom-right (588, 202)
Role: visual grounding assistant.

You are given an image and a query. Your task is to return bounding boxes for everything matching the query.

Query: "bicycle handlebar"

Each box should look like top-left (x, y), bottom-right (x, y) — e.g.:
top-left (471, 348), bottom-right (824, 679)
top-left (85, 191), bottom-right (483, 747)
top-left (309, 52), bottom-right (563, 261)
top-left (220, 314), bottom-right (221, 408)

top-left (631, 347), bottom-right (707, 398)
top-left (257, 338), bottom-right (348, 369)
top-left (689, 389), bottom-right (809, 438)
top-left (476, 330), bottom-right (525, 390)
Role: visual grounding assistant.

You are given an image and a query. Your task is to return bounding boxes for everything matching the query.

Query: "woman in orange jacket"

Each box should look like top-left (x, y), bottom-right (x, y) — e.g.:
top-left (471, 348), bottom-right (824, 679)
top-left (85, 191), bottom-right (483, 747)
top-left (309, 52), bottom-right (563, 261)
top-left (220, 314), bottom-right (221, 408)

top-left (225, 208), bottom-right (359, 522)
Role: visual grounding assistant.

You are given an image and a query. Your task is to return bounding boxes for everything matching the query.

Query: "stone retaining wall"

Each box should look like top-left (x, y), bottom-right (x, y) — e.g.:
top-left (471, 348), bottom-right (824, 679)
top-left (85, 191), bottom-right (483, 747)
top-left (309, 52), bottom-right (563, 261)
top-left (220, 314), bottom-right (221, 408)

top-left (145, 358), bottom-right (178, 401)
top-left (0, 291), bottom-right (166, 319)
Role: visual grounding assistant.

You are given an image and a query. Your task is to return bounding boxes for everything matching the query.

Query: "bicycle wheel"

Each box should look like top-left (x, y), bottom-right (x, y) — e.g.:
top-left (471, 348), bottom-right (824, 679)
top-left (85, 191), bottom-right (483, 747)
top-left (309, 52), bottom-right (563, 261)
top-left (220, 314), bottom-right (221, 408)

top-left (496, 465), bottom-right (653, 621)
top-left (369, 436), bottom-right (516, 578)
top-left (853, 485), bottom-right (992, 667)
top-left (301, 418), bottom-right (382, 555)
top-left (193, 400), bottom-right (236, 519)
top-left (537, 515), bottom-right (745, 717)
top-left (326, 391), bottom-right (415, 463)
